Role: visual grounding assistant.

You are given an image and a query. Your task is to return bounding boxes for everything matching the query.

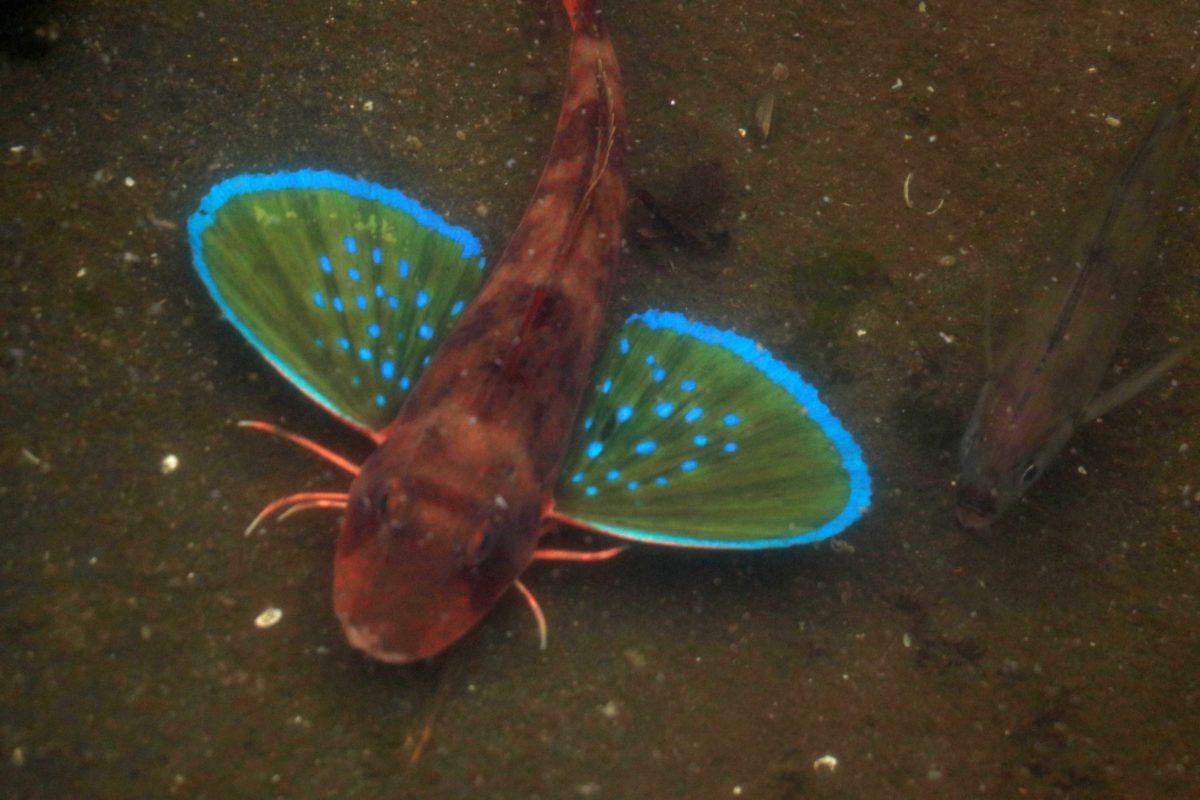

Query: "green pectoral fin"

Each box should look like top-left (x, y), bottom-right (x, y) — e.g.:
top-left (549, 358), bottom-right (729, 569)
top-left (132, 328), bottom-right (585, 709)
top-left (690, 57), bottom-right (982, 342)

top-left (553, 310), bottom-right (872, 548)
top-left (187, 170), bottom-right (486, 436)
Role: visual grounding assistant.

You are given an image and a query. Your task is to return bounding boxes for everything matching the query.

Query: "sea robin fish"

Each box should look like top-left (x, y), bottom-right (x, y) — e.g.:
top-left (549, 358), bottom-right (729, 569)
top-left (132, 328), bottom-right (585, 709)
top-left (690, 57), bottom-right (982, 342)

top-left (188, 0), bottom-right (870, 663)
top-left (958, 70), bottom-right (1199, 529)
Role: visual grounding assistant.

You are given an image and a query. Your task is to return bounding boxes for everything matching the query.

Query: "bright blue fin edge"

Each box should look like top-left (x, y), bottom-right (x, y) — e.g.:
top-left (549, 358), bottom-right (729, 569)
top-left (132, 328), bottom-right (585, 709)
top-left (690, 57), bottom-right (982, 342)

top-left (186, 169), bottom-right (484, 435)
top-left (561, 309), bottom-right (872, 549)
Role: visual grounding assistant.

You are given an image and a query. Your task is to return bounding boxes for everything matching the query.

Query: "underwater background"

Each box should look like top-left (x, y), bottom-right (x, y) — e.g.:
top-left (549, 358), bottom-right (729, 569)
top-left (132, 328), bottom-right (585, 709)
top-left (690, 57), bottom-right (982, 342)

top-left (2, 0), bottom-right (1198, 797)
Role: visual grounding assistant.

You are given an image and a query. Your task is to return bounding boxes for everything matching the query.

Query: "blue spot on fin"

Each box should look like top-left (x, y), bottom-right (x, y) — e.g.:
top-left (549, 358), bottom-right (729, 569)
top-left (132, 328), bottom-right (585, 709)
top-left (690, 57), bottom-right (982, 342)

top-left (552, 309), bottom-right (871, 548)
top-left (187, 169), bottom-right (488, 435)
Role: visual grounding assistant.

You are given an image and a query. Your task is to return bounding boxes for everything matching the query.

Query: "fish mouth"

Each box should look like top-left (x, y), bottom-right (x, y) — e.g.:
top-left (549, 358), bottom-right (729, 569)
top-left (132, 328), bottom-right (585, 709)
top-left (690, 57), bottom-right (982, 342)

top-left (956, 504), bottom-right (995, 530)
top-left (338, 616), bottom-right (419, 665)
top-left (956, 485), bottom-right (998, 530)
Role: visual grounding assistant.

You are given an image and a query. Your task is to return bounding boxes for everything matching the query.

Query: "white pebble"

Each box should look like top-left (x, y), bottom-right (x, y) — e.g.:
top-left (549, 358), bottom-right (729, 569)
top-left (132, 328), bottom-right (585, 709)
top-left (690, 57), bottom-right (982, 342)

top-left (160, 454), bottom-right (179, 475)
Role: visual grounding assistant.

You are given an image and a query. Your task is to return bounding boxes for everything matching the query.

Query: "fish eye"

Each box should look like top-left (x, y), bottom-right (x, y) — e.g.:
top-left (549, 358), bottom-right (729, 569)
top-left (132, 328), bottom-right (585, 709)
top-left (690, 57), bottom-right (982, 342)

top-left (1020, 462), bottom-right (1041, 487)
top-left (466, 524), bottom-right (499, 569)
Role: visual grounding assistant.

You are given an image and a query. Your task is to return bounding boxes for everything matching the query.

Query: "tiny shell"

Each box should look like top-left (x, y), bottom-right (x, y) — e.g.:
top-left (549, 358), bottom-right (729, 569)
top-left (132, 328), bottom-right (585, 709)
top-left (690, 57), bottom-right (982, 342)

top-left (753, 92), bottom-right (776, 141)
top-left (813, 754), bottom-right (839, 772)
top-left (160, 454), bottom-right (179, 475)
top-left (255, 607), bottom-right (283, 628)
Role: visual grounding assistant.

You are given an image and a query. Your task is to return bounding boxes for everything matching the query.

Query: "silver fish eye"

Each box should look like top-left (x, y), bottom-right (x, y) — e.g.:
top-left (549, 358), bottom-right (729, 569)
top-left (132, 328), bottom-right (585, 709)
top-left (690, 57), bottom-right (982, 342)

top-left (1021, 462), bottom-right (1041, 486)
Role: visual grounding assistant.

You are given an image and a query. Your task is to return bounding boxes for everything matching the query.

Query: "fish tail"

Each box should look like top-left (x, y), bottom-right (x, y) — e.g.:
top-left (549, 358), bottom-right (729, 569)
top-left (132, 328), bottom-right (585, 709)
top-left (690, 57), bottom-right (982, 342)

top-left (561, 0), bottom-right (599, 33)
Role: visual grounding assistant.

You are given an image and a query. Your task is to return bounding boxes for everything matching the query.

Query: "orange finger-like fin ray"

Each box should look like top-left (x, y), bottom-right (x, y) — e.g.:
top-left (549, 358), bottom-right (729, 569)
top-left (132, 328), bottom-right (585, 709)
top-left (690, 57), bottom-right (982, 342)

top-left (238, 420), bottom-right (361, 476)
top-left (245, 491), bottom-right (350, 536)
top-left (513, 579), bottom-right (548, 652)
top-left (533, 546), bottom-right (627, 562)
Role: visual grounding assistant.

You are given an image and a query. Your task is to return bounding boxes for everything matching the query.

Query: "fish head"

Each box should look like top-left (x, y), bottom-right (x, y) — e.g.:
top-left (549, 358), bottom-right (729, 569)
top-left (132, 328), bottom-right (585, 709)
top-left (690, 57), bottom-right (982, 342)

top-left (956, 373), bottom-right (1076, 529)
top-left (332, 417), bottom-right (542, 663)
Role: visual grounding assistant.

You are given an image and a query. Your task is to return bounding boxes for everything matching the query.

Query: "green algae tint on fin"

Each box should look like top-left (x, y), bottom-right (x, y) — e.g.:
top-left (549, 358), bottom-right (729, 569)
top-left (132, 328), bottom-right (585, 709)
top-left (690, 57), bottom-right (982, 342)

top-left (187, 170), bottom-right (486, 436)
top-left (553, 310), bottom-right (871, 548)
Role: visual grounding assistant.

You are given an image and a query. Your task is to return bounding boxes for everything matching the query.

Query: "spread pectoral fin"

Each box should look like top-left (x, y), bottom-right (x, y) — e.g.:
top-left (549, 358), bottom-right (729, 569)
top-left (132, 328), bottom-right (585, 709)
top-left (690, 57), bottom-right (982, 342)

top-left (551, 310), bottom-right (872, 548)
top-left (188, 170), bottom-right (487, 437)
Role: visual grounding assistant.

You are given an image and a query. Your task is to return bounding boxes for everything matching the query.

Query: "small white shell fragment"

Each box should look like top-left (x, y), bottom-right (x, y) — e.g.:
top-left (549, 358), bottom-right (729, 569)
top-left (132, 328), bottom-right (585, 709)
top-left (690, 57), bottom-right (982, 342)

top-left (1105, 115), bottom-right (1122, 127)
top-left (829, 538), bottom-right (856, 554)
top-left (813, 754), bottom-right (839, 772)
top-left (160, 454), bottom-right (179, 475)
top-left (753, 91), bottom-right (775, 141)
top-left (255, 607), bottom-right (283, 629)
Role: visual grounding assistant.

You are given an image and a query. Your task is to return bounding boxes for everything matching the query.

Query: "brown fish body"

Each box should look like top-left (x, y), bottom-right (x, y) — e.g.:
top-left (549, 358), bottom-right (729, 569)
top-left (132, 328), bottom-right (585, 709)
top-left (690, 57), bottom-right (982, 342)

top-left (333, 1), bottom-right (629, 662)
top-left (958, 71), bottom-right (1200, 528)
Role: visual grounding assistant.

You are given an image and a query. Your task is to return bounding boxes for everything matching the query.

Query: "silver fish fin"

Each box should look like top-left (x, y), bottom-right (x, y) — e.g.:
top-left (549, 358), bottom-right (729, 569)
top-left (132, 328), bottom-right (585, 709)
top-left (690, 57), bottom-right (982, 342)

top-left (1081, 343), bottom-right (1192, 424)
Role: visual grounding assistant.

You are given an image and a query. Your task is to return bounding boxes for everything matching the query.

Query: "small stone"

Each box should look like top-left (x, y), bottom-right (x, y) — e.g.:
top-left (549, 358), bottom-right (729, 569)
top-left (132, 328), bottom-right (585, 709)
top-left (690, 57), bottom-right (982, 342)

top-left (771, 63), bottom-right (789, 81)
top-left (1105, 115), bottom-right (1122, 128)
top-left (160, 454), bottom-right (179, 475)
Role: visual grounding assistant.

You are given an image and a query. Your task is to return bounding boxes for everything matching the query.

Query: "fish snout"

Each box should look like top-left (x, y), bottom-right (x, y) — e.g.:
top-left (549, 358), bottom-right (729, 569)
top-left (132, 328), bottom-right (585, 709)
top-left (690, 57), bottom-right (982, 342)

top-left (955, 485), bottom-right (998, 530)
top-left (336, 614), bottom-right (420, 664)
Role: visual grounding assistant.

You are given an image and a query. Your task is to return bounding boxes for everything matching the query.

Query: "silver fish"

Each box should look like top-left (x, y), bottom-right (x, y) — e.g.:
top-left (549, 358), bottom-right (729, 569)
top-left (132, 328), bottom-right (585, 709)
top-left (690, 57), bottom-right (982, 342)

top-left (957, 70), bottom-right (1199, 529)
